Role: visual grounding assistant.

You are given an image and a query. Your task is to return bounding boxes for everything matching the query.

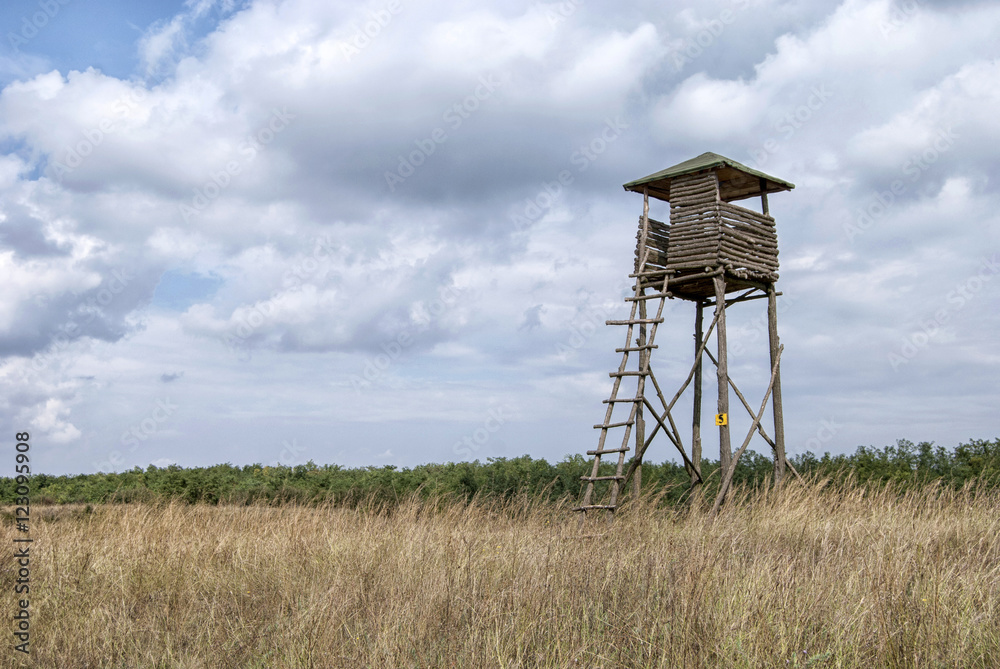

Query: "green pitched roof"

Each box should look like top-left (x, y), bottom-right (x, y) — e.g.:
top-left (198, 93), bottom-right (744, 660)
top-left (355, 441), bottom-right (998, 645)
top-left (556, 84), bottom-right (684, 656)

top-left (623, 152), bottom-right (795, 203)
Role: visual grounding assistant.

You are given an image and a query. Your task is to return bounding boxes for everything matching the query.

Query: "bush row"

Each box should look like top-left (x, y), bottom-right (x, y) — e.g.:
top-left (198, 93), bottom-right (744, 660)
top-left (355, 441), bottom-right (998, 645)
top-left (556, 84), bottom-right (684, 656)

top-left (2, 437), bottom-right (998, 506)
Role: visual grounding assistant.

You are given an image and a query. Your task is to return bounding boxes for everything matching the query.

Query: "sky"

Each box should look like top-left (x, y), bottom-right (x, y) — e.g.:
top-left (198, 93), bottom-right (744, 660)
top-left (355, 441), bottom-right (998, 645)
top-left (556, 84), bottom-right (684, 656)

top-left (0, 0), bottom-right (997, 477)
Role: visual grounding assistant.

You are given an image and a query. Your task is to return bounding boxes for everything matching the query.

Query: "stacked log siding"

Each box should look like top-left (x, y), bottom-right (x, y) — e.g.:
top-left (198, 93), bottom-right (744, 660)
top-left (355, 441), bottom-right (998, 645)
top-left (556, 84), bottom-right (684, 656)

top-left (634, 216), bottom-right (669, 274)
top-left (636, 171), bottom-right (779, 282)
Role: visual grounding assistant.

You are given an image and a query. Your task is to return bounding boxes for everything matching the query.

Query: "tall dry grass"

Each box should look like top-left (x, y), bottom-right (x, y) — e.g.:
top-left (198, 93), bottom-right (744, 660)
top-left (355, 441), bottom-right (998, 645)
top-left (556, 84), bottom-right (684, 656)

top-left (2, 479), bottom-right (999, 668)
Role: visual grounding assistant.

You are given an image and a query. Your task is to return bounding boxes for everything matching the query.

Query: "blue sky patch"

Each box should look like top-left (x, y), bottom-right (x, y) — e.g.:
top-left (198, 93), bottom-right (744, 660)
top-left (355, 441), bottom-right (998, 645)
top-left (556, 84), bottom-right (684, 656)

top-left (152, 269), bottom-right (223, 311)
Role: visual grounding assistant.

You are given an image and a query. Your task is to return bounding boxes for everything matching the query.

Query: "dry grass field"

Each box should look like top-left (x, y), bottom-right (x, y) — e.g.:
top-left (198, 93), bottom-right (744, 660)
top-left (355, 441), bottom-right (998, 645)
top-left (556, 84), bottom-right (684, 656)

top-left (3, 480), bottom-right (999, 668)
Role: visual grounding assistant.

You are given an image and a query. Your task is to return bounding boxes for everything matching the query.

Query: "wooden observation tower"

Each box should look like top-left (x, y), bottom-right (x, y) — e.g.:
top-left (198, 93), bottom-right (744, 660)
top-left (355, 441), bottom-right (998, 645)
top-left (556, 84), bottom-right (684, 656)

top-left (577, 152), bottom-right (798, 515)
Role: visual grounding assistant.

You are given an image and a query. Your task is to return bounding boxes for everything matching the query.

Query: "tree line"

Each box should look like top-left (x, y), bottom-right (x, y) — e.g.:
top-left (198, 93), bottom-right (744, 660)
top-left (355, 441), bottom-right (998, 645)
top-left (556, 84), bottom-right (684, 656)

top-left (2, 437), bottom-right (998, 506)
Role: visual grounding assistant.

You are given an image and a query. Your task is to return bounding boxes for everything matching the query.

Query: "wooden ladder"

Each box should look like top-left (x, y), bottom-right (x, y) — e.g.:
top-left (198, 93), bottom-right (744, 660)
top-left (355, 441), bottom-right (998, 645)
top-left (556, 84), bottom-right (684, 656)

top-left (575, 220), bottom-right (671, 514)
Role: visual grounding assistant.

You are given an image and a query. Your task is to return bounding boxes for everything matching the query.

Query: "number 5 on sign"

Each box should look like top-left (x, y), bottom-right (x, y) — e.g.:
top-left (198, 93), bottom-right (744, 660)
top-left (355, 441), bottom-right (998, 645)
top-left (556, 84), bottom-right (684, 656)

top-left (715, 413), bottom-right (728, 426)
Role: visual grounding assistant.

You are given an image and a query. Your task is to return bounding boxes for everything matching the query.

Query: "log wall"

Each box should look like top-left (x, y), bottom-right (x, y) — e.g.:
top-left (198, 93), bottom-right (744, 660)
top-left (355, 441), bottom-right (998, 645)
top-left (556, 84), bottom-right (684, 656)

top-left (718, 201), bottom-right (778, 280)
top-left (634, 216), bottom-right (669, 274)
top-left (631, 171), bottom-right (779, 283)
top-left (664, 172), bottom-right (721, 273)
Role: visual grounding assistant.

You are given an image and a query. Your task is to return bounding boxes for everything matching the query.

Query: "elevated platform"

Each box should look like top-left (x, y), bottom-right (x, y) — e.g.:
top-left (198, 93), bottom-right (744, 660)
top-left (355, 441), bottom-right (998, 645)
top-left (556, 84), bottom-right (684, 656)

top-left (633, 266), bottom-right (776, 301)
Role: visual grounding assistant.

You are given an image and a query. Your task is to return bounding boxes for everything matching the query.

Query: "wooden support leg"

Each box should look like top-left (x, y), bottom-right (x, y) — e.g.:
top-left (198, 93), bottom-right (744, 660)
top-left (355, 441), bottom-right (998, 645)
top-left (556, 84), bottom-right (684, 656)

top-left (713, 274), bottom-right (732, 475)
top-left (691, 300), bottom-right (703, 487)
top-left (767, 284), bottom-right (786, 485)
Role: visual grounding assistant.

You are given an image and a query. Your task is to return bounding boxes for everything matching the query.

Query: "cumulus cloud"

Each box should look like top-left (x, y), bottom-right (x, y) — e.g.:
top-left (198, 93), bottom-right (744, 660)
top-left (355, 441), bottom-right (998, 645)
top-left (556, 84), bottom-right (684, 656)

top-left (0, 0), bottom-right (997, 474)
top-left (30, 398), bottom-right (81, 443)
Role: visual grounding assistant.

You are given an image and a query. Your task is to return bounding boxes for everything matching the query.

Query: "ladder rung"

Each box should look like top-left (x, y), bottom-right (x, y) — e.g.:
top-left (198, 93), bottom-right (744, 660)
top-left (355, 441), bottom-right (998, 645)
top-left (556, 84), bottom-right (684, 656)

top-left (603, 398), bottom-right (641, 403)
top-left (580, 475), bottom-right (625, 481)
top-left (609, 371), bottom-right (647, 377)
top-left (606, 319), bottom-right (664, 325)
top-left (593, 421), bottom-right (633, 429)
top-left (616, 345), bottom-right (658, 352)
top-left (629, 270), bottom-right (671, 278)
top-left (587, 448), bottom-right (629, 455)
top-left (625, 292), bottom-right (672, 301)
top-left (573, 505), bottom-right (618, 511)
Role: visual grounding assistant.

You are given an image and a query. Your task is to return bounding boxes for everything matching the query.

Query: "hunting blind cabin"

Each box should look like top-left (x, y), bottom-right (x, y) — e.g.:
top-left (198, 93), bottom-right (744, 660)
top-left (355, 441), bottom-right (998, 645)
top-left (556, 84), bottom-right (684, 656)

top-left (577, 152), bottom-right (800, 516)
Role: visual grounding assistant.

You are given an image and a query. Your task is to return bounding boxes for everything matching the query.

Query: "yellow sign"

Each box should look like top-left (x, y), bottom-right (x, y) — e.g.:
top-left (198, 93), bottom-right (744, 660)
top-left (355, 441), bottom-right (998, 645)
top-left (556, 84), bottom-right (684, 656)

top-left (715, 413), bottom-right (728, 426)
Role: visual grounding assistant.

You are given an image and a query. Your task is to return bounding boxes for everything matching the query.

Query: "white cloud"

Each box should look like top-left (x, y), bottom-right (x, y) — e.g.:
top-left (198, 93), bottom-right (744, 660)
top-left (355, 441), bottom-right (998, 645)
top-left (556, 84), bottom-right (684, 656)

top-left (30, 398), bottom-right (81, 443)
top-left (653, 73), bottom-right (768, 141)
top-left (150, 457), bottom-right (177, 468)
top-left (0, 0), bottom-right (998, 474)
top-left (139, 16), bottom-right (188, 76)
top-left (847, 60), bottom-right (1000, 177)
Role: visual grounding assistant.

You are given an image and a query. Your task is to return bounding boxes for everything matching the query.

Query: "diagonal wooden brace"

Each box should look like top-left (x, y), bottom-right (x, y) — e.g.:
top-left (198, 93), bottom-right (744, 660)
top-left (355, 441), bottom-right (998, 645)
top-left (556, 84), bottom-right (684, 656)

top-left (703, 348), bottom-right (803, 482)
top-left (635, 307), bottom-right (721, 455)
top-left (710, 345), bottom-right (783, 517)
top-left (630, 397), bottom-right (702, 484)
